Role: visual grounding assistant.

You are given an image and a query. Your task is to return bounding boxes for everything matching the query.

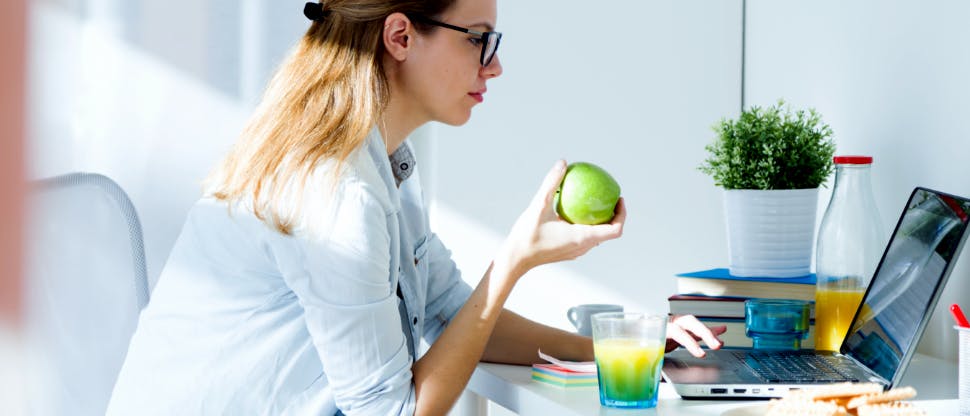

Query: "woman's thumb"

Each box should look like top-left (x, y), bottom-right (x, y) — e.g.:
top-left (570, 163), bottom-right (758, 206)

top-left (531, 160), bottom-right (567, 208)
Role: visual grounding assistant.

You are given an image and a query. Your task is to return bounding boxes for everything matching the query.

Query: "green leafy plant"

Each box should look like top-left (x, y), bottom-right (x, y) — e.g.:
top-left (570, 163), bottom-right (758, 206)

top-left (699, 100), bottom-right (836, 190)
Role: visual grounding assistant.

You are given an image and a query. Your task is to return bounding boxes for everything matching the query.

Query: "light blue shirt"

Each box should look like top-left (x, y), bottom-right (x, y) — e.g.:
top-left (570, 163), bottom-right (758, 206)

top-left (107, 129), bottom-right (473, 415)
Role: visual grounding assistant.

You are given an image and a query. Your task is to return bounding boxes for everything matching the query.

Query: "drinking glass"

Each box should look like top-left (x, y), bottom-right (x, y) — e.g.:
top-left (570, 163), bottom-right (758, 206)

top-left (745, 299), bottom-right (811, 350)
top-left (591, 312), bottom-right (667, 409)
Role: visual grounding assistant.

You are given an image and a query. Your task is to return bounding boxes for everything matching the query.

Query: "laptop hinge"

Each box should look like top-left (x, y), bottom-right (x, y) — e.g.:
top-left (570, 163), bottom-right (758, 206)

top-left (838, 352), bottom-right (891, 386)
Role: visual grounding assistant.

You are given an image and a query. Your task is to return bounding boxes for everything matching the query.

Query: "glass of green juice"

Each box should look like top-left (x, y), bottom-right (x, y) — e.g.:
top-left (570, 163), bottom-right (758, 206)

top-left (591, 312), bottom-right (667, 409)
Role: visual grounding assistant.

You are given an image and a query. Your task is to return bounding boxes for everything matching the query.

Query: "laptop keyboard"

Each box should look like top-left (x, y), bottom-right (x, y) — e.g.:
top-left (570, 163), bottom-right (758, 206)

top-left (734, 351), bottom-right (860, 383)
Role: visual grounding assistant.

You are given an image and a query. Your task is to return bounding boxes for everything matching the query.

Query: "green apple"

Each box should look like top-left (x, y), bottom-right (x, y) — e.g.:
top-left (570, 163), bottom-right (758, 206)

top-left (555, 162), bottom-right (621, 225)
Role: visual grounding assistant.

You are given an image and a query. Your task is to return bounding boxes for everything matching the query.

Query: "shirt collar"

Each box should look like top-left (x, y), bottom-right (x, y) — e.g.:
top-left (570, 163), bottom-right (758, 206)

top-left (388, 142), bottom-right (416, 187)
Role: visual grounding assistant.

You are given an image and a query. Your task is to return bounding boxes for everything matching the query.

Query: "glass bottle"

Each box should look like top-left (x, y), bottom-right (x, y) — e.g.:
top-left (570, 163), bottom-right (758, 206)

top-left (814, 156), bottom-right (886, 351)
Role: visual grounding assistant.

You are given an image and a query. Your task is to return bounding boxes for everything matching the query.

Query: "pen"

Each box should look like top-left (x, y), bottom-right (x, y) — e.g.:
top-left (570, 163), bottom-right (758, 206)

top-left (950, 304), bottom-right (970, 328)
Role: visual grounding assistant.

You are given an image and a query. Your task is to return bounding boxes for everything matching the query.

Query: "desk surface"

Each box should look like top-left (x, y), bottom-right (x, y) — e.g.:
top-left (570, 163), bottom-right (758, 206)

top-left (466, 353), bottom-right (960, 415)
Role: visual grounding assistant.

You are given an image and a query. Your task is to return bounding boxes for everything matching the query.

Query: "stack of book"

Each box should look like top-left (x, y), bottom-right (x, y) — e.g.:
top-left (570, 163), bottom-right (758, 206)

top-left (669, 268), bottom-right (817, 349)
top-left (531, 363), bottom-right (598, 388)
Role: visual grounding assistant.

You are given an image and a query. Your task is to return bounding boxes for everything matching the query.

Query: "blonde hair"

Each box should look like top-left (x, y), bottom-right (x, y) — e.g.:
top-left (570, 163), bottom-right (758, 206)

top-left (206, 0), bottom-right (455, 234)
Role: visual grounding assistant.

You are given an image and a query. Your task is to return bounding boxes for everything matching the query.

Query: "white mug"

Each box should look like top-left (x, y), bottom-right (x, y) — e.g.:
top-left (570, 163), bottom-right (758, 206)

top-left (567, 304), bottom-right (624, 336)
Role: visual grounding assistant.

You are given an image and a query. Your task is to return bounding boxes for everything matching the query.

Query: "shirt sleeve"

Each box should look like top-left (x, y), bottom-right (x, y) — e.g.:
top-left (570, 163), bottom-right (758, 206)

top-left (421, 233), bottom-right (474, 344)
top-left (269, 183), bottom-right (415, 416)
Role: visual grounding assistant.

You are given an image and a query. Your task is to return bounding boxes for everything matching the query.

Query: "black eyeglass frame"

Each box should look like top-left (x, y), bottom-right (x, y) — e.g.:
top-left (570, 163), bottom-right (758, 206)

top-left (408, 15), bottom-right (502, 67)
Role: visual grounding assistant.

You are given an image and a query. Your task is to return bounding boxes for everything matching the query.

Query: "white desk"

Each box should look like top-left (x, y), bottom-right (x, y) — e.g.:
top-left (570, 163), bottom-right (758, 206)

top-left (464, 353), bottom-right (961, 415)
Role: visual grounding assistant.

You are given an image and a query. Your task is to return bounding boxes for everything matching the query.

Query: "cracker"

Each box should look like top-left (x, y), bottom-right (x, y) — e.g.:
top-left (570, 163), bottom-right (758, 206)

top-left (764, 383), bottom-right (925, 416)
top-left (802, 382), bottom-right (885, 400)
top-left (855, 401), bottom-right (926, 416)
top-left (846, 387), bottom-right (917, 409)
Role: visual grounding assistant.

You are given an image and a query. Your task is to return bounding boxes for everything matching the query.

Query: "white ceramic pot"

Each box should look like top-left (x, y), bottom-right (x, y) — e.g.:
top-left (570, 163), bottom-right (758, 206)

top-left (724, 188), bottom-right (819, 278)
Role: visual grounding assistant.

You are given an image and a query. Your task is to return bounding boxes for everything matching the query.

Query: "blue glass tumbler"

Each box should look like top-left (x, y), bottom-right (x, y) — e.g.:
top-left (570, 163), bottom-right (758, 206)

top-left (744, 299), bottom-right (811, 350)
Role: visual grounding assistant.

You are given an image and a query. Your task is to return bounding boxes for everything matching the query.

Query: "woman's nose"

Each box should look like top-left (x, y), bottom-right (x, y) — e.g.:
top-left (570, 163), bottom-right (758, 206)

top-left (482, 54), bottom-right (503, 79)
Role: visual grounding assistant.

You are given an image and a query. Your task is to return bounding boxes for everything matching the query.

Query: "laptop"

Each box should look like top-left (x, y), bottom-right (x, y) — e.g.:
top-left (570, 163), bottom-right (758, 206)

top-left (662, 187), bottom-right (970, 399)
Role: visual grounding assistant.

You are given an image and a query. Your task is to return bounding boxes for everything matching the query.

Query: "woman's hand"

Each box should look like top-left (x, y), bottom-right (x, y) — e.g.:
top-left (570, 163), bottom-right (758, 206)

top-left (665, 315), bottom-right (726, 358)
top-left (498, 160), bottom-right (626, 276)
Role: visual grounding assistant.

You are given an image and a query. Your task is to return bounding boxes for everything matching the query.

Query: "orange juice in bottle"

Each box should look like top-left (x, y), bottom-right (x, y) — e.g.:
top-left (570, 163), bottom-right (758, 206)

top-left (814, 156), bottom-right (885, 351)
top-left (814, 286), bottom-right (864, 351)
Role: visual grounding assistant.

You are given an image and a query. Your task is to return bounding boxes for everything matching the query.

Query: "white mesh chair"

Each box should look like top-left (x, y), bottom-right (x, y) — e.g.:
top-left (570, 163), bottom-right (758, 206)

top-left (24, 173), bottom-right (150, 416)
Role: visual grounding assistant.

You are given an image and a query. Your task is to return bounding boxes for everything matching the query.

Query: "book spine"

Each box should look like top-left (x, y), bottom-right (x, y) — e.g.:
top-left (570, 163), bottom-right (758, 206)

top-left (669, 295), bottom-right (816, 319)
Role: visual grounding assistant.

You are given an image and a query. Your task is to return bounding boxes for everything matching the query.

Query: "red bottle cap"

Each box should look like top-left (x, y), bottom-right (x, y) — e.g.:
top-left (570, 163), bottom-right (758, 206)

top-left (833, 155), bottom-right (873, 164)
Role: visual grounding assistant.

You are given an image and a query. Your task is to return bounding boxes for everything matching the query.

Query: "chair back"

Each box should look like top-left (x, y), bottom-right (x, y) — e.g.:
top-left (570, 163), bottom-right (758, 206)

top-left (24, 173), bottom-right (149, 416)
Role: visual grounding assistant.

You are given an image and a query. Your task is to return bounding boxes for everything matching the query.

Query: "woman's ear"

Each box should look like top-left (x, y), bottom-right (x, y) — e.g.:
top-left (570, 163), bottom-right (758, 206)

top-left (383, 13), bottom-right (412, 62)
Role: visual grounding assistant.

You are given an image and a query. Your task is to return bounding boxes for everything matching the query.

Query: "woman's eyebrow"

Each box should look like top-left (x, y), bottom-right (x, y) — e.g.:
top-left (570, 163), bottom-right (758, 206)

top-left (466, 21), bottom-right (495, 32)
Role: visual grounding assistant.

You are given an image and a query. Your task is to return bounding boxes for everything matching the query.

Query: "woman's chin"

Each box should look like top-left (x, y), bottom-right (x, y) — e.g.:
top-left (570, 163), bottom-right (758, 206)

top-left (436, 110), bottom-right (473, 127)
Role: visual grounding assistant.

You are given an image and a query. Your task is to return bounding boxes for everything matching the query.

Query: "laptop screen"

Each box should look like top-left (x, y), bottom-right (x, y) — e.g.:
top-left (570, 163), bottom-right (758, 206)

top-left (843, 188), bottom-right (970, 382)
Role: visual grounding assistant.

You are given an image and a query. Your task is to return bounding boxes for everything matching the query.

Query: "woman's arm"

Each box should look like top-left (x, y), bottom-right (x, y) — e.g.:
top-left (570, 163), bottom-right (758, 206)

top-left (481, 308), bottom-right (593, 364)
top-left (410, 259), bottom-right (522, 415)
top-left (410, 161), bottom-right (624, 415)
top-left (479, 310), bottom-right (729, 366)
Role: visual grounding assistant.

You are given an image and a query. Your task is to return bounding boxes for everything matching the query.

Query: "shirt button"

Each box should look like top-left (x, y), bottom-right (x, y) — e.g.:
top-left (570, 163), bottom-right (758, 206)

top-left (400, 162), bottom-right (409, 171)
top-left (414, 258), bottom-right (419, 266)
top-left (413, 317), bottom-right (418, 325)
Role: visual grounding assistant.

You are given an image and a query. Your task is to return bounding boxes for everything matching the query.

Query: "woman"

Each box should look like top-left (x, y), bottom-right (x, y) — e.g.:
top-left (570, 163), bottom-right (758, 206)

top-left (108, 1), bottom-right (724, 414)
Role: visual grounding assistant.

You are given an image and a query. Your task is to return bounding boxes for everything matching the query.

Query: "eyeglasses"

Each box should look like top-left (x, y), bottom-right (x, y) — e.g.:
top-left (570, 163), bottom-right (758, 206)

top-left (409, 15), bottom-right (502, 67)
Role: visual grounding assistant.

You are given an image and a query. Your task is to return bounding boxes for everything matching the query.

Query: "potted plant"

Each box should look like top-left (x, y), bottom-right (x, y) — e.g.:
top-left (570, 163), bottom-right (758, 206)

top-left (699, 100), bottom-right (836, 277)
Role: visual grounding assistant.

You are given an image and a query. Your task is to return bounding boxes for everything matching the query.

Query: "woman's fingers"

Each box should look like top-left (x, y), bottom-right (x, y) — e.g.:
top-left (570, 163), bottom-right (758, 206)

top-left (670, 325), bottom-right (727, 351)
top-left (672, 315), bottom-right (724, 351)
top-left (531, 160), bottom-right (567, 210)
top-left (708, 324), bottom-right (728, 338)
top-left (598, 198), bottom-right (626, 236)
top-left (666, 316), bottom-right (727, 358)
top-left (610, 197), bottom-right (627, 226)
top-left (667, 322), bottom-right (707, 358)
top-left (578, 198), bottom-right (626, 244)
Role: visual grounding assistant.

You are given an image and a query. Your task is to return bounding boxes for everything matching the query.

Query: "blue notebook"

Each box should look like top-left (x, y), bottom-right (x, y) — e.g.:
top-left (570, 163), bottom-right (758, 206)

top-left (677, 268), bottom-right (816, 284)
top-left (675, 268), bottom-right (816, 301)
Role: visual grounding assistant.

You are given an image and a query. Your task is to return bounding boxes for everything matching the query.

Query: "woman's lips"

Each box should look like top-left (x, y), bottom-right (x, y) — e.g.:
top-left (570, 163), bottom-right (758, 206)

top-left (468, 92), bottom-right (484, 103)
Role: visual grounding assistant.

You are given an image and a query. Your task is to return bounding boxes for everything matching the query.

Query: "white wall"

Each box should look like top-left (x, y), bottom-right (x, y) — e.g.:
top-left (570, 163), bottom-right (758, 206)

top-left (745, 0), bottom-right (970, 362)
top-left (430, 0), bottom-right (743, 332)
top-left (28, 0), bottom-right (308, 288)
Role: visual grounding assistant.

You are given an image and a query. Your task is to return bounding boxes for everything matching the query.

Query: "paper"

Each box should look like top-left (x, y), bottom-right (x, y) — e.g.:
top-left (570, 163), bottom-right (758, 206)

top-left (537, 349), bottom-right (597, 373)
